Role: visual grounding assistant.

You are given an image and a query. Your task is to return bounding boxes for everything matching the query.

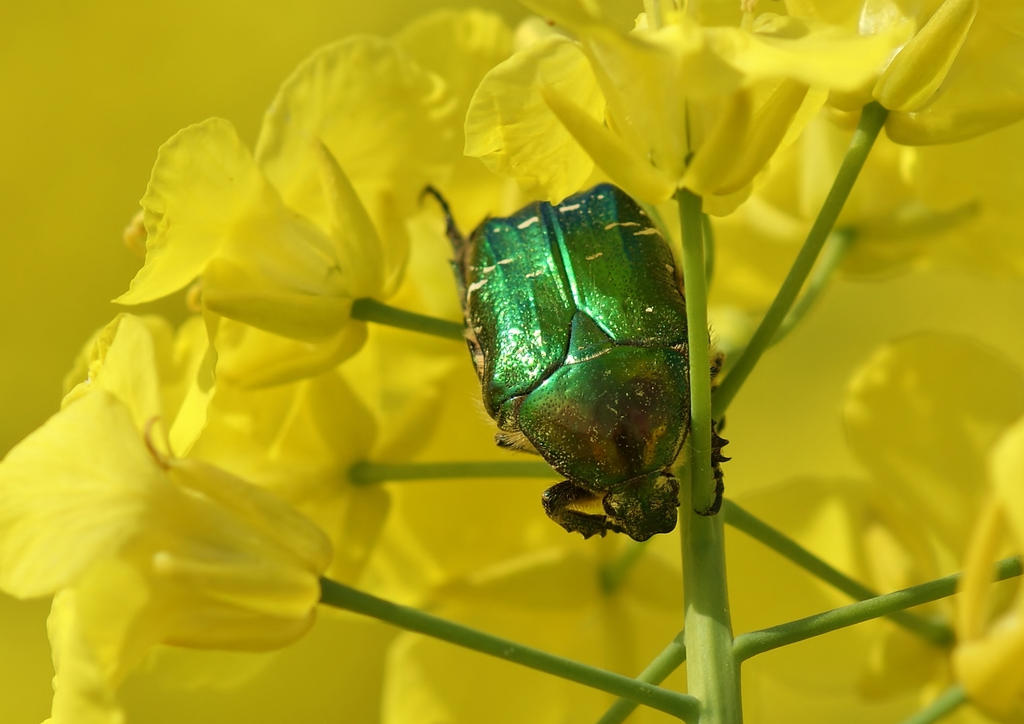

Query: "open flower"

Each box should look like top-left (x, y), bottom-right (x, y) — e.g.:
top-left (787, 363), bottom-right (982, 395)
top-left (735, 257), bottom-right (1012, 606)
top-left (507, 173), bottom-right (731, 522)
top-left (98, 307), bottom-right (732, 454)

top-left (466, 1), bottom-right (897, 211)
top-left (117, 36), bottom-right (457, 383)
top-left (0, 388), bottom-right (331, 723)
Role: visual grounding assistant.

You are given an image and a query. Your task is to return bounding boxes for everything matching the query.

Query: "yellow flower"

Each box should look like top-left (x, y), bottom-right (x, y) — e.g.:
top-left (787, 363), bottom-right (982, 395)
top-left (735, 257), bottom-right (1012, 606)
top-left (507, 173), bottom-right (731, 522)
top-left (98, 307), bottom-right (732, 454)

top-left (465, 1), bottom-right (896, 210)
top-left (954, 417), bottom-right (1024, 722)
top-left (117, 36), bottom-right (458, 382)
top-left (0, 389), bottom-right (331, 723)
top-left (62, 314), bottom-right (214, 456)
top-left (792, 0), bottom-right (1024, 143)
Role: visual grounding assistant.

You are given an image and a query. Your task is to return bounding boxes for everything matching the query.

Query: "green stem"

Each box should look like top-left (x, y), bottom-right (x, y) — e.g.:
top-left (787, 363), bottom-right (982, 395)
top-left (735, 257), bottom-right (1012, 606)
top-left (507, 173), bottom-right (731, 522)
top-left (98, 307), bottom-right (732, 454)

top-left (596, 633), bottom-right (687, 724)
top-left (349, 460), bottom-right (552, 485)
top-left (676, 188), bottom-right (715, 513)
top-left (682, 483), bottom-right (742, 724)
top-left (898, 684), bottom-right (967, 724)
top-left (351, 298), bottom-right (464, 341)
top-left (769, 227), bottom-right (855, 347)
top-left (599, 541), bottom-right (650, 594)
top-left (711, 102), bottom-right (888, 419)
top-left (319, 578), bottom-right (700, 720)
top-left (733, 556), bottom-right (1022, 661)
top-left (701, 213), bottom-right (715, 290)
top-left (722, 500), bottom-right (953, 646)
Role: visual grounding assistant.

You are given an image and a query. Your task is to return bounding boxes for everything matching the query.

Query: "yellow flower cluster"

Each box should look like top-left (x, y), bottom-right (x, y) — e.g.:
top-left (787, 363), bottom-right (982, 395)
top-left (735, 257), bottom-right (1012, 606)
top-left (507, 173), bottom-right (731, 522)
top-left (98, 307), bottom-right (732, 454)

top-left (2, 2), bottom-right (1023, 722)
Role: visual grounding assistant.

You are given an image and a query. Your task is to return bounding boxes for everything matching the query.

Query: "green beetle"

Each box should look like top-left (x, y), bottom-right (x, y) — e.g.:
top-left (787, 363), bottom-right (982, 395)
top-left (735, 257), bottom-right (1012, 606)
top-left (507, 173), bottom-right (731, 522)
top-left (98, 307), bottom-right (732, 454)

top-left (428, 183), bottom-right (722, 541)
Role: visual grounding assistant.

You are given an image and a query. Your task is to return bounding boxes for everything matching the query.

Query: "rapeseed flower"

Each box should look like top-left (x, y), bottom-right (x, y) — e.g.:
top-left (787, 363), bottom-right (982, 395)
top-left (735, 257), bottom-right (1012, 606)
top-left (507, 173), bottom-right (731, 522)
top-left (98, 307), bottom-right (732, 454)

top-left (0, 317), bottom-right (331, 723)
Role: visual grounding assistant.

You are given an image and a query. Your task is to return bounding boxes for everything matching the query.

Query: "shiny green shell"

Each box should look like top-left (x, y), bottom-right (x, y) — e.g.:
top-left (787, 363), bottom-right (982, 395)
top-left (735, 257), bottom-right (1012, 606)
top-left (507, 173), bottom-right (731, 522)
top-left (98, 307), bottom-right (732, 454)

top-left (458, 183), bottom-right (691, 492)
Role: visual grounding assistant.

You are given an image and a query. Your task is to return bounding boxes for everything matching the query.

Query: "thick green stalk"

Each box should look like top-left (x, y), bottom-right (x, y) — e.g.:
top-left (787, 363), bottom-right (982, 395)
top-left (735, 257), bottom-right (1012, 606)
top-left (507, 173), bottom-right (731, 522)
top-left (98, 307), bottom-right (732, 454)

top-left (351, 297), bottom-right (464, 340)
top-left (723, 500), bottom-right (953, 646)
top-left (349, 460), bottom-right (552, 485)
top-left (733, 556), bottom-right (1022, 661)
top-left (712, 103), bottom-right (888, 419)
top-left (596, 633), bottom-right (687, 724)
top-left (898, 684), bottom-right (967, 724)
top-left (682, 481), bottom-right (742, 724)
top-left (676, 188), bottom-right (715, 512)
top-left (319, 578), bottom-right (700, 720)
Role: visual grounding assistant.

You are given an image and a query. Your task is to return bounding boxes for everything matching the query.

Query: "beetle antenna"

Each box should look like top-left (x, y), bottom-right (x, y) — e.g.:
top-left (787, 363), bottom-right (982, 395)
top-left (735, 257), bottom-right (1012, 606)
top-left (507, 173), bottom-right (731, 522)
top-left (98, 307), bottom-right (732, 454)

top-left (421, 186), bottom-right (467, 252)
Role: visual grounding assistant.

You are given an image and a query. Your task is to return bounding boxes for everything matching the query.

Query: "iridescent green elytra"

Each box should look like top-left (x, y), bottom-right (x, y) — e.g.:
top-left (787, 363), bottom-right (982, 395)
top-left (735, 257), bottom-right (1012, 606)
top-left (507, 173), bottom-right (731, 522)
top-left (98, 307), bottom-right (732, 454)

top-left (431, 183), bottom-right (699, 541)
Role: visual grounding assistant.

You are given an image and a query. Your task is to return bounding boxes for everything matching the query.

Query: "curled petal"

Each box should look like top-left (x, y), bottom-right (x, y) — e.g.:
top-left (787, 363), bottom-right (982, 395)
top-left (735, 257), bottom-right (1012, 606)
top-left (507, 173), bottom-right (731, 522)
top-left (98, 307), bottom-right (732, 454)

top-left (116, 119), bottom-right (271, 305)
top-left (465, 37), bottom-right (604, 202)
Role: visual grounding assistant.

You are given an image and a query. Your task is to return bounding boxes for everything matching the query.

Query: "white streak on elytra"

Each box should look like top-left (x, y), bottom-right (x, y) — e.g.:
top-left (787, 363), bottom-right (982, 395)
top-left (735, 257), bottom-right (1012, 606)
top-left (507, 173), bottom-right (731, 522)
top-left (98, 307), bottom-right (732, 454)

top-left (645, 306), bottom-right (654, 313)
top-left (467, 279), bottom-right (488, 295)
top-left (525, 269), bottom-right (544, 279)
top-left (665, 264), bottom-right (675, 274)
top-left (596, 194), bottom-right (605, 199)
top-left (604, 221), bottom-right (640, 230)
top-left (633, 228), bottom-right (659, 236)
top-left (517, 216), bottom-right (540, 229)
top-left (558, 203), bottom-right (581, 213)
top-left (585, 252), bottom-right (603, 261)
top-left (497, 258), bottom-right (513, 265)
top-left (482, 265), bottom-right (496, 274)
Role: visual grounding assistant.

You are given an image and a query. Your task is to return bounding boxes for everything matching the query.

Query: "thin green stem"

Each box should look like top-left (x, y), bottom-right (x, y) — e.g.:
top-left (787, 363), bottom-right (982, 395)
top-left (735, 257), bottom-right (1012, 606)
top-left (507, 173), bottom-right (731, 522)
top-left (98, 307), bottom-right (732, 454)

top-left (733, 556), bottom-right (1022, 661)
top-left (596, 633), bottom-right (687, 724)
top-left (682, 482), bottom-right (742, 724)
top-left (769, 227), bottom-right (855, 347)
top-left (351, 297), bottom-right (464, 341)
top-left (898, 684), bottom-right (967, 724)
top-left (676, 188), bottom-right (715, 513)
top-left (599, 541), bottom-right (650, 594)
top-left (349, 460), bottom-right (552, 485)
top-left (712, 102), bottom-right (888, 419)
top-left (319, 578), bottom-right (700, 720)
top-left (701, 213), bottom-right (715, 290)
top-left (722, 500), bottom-right (953, 646)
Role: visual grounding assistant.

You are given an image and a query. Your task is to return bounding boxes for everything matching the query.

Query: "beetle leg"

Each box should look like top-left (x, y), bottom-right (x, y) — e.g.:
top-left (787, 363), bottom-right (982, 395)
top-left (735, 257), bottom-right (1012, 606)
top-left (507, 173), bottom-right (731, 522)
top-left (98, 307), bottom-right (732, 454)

top-left (421, 186), bottom-right (467, 250)
top-left (541, 481), bottom-right (618, 539)
top-left (422, 185), bottom-right (474, 302)
top-left (603, 472), bottom-right (679, 541)
top-left (697, 421), bottom-right (730, 516)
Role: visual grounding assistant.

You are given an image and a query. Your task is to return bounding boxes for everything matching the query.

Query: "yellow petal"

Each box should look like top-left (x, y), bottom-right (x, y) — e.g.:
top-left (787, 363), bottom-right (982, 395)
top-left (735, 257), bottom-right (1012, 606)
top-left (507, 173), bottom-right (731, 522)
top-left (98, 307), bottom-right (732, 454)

top-left (886, 0), bottom-right (1024, 143)
top-left (210, 316), bottom-right (367, 388)
top-left (201, 257), bottom-right (352, 341)
top-left (255, 35), bottom-right (456, 235)
top-left (0, 392), bottom-right (158, 598)
top-left (542, 86), bottom-right (675, 203)
top-left (116, 118), bottom-right (270, 305)
top-left (874, 0), bottom-right (978, 112)
top-left (465, 36), bottom-right (604, 202)
top-left (314, 143), bottom-right (385, 298)
top-left (717, 80), bottom-right (810, 193)
top-left (46, 563), bottom-right (152, 724)
top-left (726, 14), bottom-right (905, 93)
top-left (395, 9), bottom-right (513, 123)
top-left (684, 92), bottom-right (755, 196)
